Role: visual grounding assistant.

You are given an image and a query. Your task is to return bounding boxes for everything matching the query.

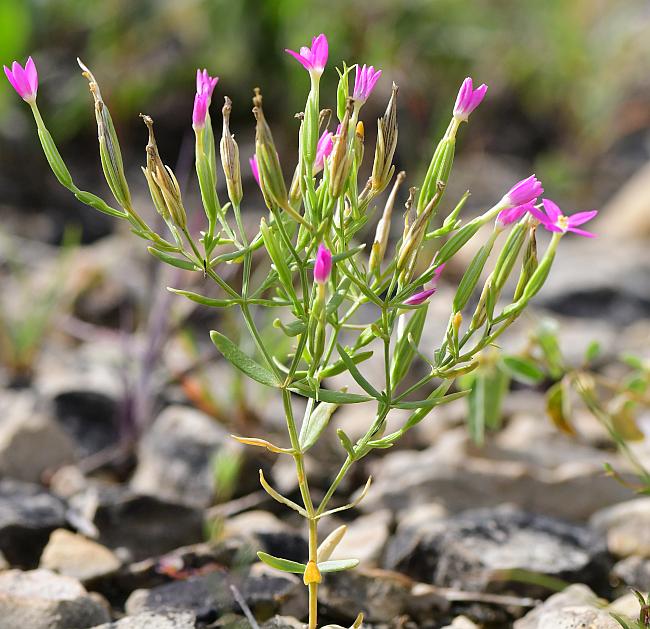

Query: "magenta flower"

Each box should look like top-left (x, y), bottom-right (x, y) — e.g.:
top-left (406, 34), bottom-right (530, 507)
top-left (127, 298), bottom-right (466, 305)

top-left (497, 203), bottom-right (534, 227)
top-left (503, 175), bottom-right (544, 207)
top-left (353, 64), bottom-right (382, 103)
top-left (313, 244), bottom-right (332, 284)
top-left (4, 57), bottom-right (38, 102)
top-left (285, 34), bottom-right (328, 76)
top-left (529, 199), bottom-right (598, 238)
top-left (192, 93), bottom-right (209, 128)
top-left (453, 77), bottom-right (487, 122)
top-left (196, 68), bottom-right (218, 100)
top-left (249, 155), bottom-right (261, 187)
top-left (314, 130), bottom-right (334, 172)
top-left (404, 263), bottom-right (445, 306)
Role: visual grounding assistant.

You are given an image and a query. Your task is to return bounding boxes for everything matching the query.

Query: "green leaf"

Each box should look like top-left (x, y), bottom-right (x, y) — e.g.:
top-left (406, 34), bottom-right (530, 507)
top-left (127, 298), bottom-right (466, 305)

top-left (168, 288), bottom-right (234, 308)
top-left (393, 389), bottom-right (469, 410)
top-left (453, 237), bottom-right (495, 312)
top-left (467, 363), bottom-right (510, 444)
top-left (290, 383), bottom-right (372, 404)
top-left (210, 330), bottom-right (279, 388)
top-left (501, 355), bottom-right (545, 385)
top-left (584, 340), bottom-right (601, 364)
top-left (320, 351), bottom-right (373, 379)
top-left (257, 552), bottom-right (306, 574)
top-left (535, 320), bottom-right (565, 379)
top-left (620, 353), bottom-right (645, 370)
top-left (337, 428), bottom-right (356, 457)
top-left (300, 401), bottom-right (339, 451)
top-left (148, 247), bottom-right (197, 271)
top-left (318, 558), bottom-right (359, 573)
top-left (337, 344), bottom-right (382, 399)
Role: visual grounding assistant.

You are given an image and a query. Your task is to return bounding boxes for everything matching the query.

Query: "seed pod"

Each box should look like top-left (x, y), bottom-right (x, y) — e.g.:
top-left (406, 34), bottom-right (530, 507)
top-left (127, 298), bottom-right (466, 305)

top-left (36, 125), bottom-right (73, 188)
top-left (220, 97), bottom-right (243, 207)
top-left (513, 224), bottom-right (539, 301)
top-left (369, 171), bottom-right (405, 275)
top-left (371, 82), bottom-right (398, 193)
top-left (329, 98), bottom-right (354, 198)
top-left (78, 59), bottom-right (132, 211)
top-left (141, 115), bottom-right (187, 229)
top-left (253, 88), bottom-right (288, 210)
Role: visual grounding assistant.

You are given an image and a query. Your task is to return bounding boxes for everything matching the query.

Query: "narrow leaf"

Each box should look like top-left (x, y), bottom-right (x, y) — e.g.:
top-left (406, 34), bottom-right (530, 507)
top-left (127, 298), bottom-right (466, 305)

top-left (148, 247), bottom-right (197, 271)
top-left (337, 344), bottom-right (382, 399)
top-left (318, 559), bottom-right (360, 573)
top-left (257, 551), bottom-right (306, 575)
top-left (290, 383), bottom-right (371, 404)
top-left (501, 355), bottom-right (545, 385)
top-left (169, 288), bottom-right (234, 308)
top-left (300, 401), bottom-right (339, 451)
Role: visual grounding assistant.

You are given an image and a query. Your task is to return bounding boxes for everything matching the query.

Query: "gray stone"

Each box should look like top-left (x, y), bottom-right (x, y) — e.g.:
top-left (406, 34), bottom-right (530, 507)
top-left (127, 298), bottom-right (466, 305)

top-left (0, 480), bottom-right (67, 567)
top-left (612, 555), bottom-right (650, 591)
top-left (130, 405), bottom-right (234, 507)
top-left (0, 569), bottom-right (110, 629)
top-left (91, 610), bottom-right (196, 628)
top-left (319, 569), bottom-right (413, 623)
top-left (261, 616), bottom-right (305, 628)
top-left (441, 617), bottom-right (479, 629)
top-left (327, 510), bottom-right (392, 568)
top-left (39, 529), bottom-right (121, 584)
top-left (68, 485), bottom-right (204, 562)
top-left (514, 584), bottom-right (619, 629)
top-left (385, 506), bottom-right (610, 595)
top-left (125, 566), bottom-right (306, 623)
top-left (590, 497), bottom-right (650, 558)
top-left (363, 429), bottom-right (631, 521)
top-left (0, 392), bottom-right (75, 482)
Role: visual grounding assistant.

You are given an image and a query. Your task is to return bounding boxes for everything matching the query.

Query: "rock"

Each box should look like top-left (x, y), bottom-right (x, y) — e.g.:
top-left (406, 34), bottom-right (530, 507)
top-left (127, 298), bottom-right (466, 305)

top-left (607, 591), bottom-right (644, 621)
top-left (0, 391), bottom-right (75, 481)
top-left (0, 480), bottom-right (67, 568)
top-left (599, 162), bottom-right (650, 238)
top-left (327, 510), bottom-right (392, 567)
top-left (591, 497), bottom-right (650, 558)
top-left (319, 569), bottom-right (413, 624)
top-left (611, 556), bottom-right (650, 591)
top-left (130, 405), bottom-right (234, 508)
top-left (441, 617), bottom-right (479, 629)
top-left (363, 429), bottom-right (631, 521)
top-left (39, 529), bottom-right (121, 584)
top-left (68, 485), bottom-right (204, 562)
top-left (223, 511), bottom-right (308, 564)
top-left (90, 610), bottom-right (196, 628)
top-left (0, 569), bottom-right (110, 628)
top-left (385, 506), bottom-right (610, 595)
top-left (514, 584), bottom-right (619, 628)
top-left (261, 616), bottom-right (305, 628)
top-left (125, 566), bottom-right (306, 623)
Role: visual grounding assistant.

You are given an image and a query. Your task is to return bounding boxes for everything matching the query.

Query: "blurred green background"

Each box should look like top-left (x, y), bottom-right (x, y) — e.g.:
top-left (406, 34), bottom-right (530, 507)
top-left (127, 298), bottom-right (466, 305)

top-left (2, 0), bottom-right (650, 242)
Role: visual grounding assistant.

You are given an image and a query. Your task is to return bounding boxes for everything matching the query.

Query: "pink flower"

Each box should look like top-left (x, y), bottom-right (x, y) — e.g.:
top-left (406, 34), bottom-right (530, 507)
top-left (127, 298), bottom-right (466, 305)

top-left (529, 199), bottom-right (598, 238)
top-left (314, 244), bottom-right (332, 284)
top-left (285, 34), bottom-right (328, 76)
top-left (196, 68), bottom-right (218, 100)
top-left (503, 175), bottom-right (544, 207)
top-left (404, 263), bottom-right (445, 306)
top-left (353, 64), bottom-right (382, 103)
top-left (453, 77), bottom-right (487, 122)
top-left (4, 57), bottom-right (38, 102)
top-left (314, 130), bottom-right (334, 172)
top-left (249, 155), bottom-right (261, 187)
top-left (192, 92), bottom-right (209, 128)
top-left (497, 203), bottom-right (534, 226)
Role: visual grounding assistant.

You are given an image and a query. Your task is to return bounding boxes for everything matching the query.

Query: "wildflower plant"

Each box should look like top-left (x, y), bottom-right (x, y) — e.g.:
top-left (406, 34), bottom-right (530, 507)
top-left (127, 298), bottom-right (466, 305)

top-left (4, 36), bottom-right (596, 628)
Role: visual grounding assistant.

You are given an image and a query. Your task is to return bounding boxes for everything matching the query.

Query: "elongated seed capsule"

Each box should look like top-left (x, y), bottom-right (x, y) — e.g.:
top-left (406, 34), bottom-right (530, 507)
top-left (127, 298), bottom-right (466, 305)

top-left (220, 97), bottom-right (243, 207)
top-left (369, 171), bottom-right (406, 275)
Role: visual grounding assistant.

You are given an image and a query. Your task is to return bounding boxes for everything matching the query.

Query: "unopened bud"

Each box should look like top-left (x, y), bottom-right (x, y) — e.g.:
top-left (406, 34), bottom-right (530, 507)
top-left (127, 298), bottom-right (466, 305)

top-left (220, 97), bottom-right (243, 207)
top-left (354, 120), bottom-right (364, 165)
top-left (329, 99), bottom-right (354, 198)
top-left (371, 82), bottom-right (398, 193)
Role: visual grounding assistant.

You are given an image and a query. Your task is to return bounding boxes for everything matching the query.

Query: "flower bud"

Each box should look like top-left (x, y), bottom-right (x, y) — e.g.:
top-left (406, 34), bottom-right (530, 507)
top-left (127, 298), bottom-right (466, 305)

top-left (4, 57), bottom-right (38, 103)
top-left (453, 77), bottom-right (488, 122)
top-left (328, 99), bottom-right (354, 198)
top-left (502, 175), bottom-right (543, 207)
top-left (220, 97), bottom-right (243, 207)
top-left (314, 244), bottom-right (333, 285)
top-left (370, 82), bottom-right (398, 193)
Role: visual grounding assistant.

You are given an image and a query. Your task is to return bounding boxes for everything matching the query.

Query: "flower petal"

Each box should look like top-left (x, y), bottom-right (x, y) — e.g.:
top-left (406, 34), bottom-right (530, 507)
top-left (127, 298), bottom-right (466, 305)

top-left (25, 56), bottom-right (37, 94)
top-left (285, 48), bottom-right (311, 71)
top-left (567, 226), bottom-right (597, 238)
top-left (567, 210), bottom-right (598, 227)
top-left (541, 198), bottom-right (562, 222)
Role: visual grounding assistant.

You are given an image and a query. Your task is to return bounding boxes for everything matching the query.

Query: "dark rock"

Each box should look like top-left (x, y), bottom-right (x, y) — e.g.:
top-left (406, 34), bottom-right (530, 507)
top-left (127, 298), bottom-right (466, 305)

top-left (125, 567), bottom-right (306, 623)
top-left (0, 569), bottom-right (110, 629)
top-left (90, 610), bottom-right (196, 628)
top-left (68, 485), bottom-right (204, 562)
top-left (0, 480), bottom-right (67, 568)
top-left (385, 506), bottom-right (611, 596)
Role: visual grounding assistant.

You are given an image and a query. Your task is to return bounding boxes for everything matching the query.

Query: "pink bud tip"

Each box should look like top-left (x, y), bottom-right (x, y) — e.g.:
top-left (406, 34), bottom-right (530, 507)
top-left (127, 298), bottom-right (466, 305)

top-left (353, 64), bottom-right (382, 103)
top-left (314, 130), bottom-right (334, 172)
top-left (192, 92), bottom-right (209, 128)
top-left (314, 244), bottom-right (333, 284)
top-left (453, 77), bottom-right (487, 122)
top-left (497, 203), bottom-right (534, 226)
top-left (285, 33), bottom-right (329, 76)
top-left (504, 175), bottom-right (544, 208)
top-left (249, 155), bottom-right (261, 187)
top-left (4, 56), bottom-right (38, 102)
top-left (196, 68), bottom-right (219, 100)
top-left (404, 288), bottom-right (436, 306)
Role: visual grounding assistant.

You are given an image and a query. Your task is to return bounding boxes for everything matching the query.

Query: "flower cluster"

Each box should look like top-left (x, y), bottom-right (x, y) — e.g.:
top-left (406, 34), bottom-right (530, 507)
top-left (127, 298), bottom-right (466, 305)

top-left (4, 34), bottom-right (597, 629)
